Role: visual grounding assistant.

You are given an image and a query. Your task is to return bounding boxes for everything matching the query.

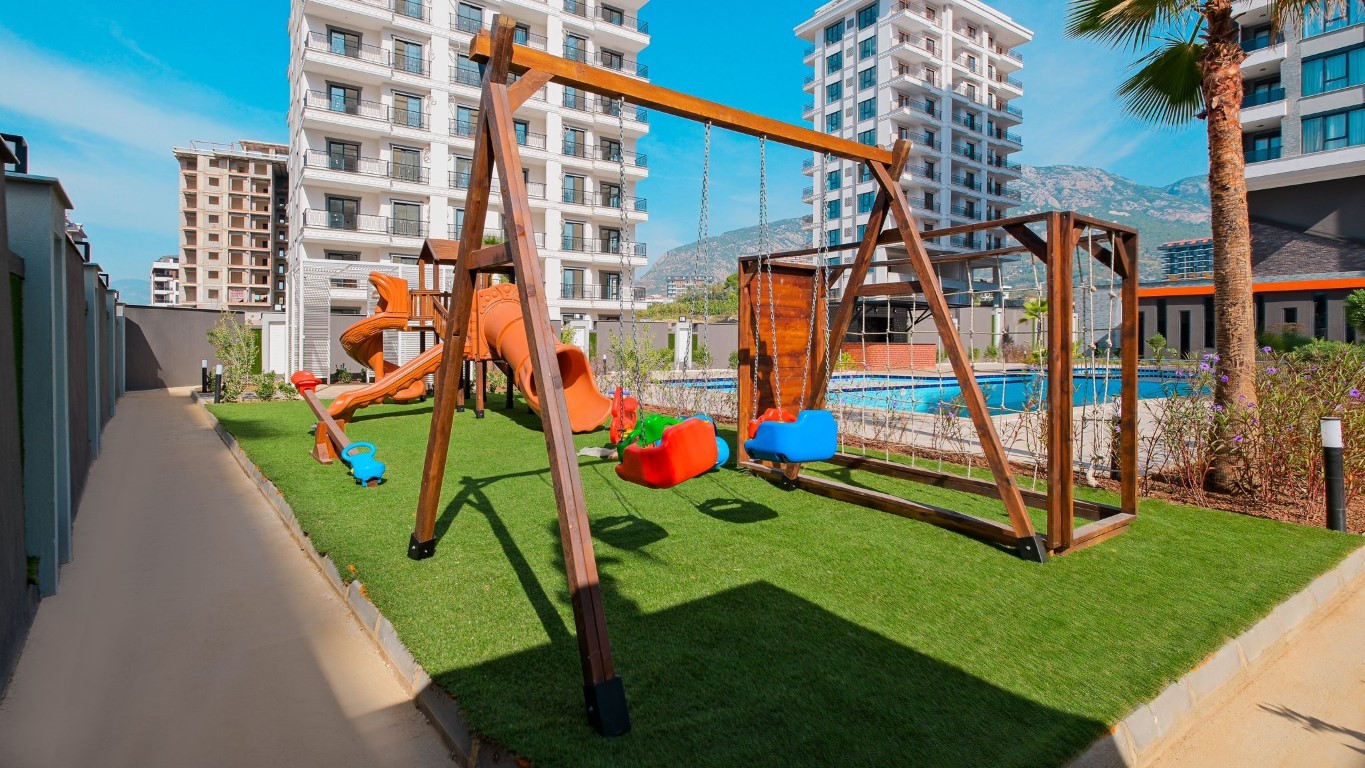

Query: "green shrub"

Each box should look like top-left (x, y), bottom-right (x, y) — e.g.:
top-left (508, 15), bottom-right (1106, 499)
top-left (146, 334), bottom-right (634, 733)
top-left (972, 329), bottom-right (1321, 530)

top-left (1258, 326), bottom-right (1312, 354)
top-left (1288, 339), bottom-right (1365, 364)
top-left (206, 312), bottom-right (259, 402)
top-left (255, 373), bottom-right (278, 400)
top-left (334, 365), bottom-right (354, 384)
top-left (728, 350), bottom-right (740, 369)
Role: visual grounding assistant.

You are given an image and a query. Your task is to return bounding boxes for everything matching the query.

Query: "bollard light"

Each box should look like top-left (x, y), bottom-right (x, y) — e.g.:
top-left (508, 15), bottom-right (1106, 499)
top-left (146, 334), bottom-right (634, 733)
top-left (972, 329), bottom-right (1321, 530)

top-left (1321, 416), bottom-right (1346, 533)
top-left (200, 359), bottom-right (210, 394)
top-left (214, 364), bottom-right (224, 404)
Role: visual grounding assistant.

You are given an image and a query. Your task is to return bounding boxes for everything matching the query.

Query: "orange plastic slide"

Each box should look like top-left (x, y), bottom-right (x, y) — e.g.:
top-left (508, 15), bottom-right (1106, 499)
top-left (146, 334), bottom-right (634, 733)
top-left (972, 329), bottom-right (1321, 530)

top-left (325, 277), bottom-right (610, 433)
top-left (475, 283), bottom-right (610, 433)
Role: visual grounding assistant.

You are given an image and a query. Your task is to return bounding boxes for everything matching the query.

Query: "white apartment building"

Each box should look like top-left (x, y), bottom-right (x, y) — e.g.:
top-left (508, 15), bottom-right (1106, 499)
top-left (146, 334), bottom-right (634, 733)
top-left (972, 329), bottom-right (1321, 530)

top-left (1237, 0), bottom-right (1365, 241)
top-left (796, 0), bottom-right (1028, 298)
top-left (173, 141), bottom-right (290, 311)
top-left (286, 0), bottom-right (650, 374)
top-left (149, 255), bottom-right (180, 306)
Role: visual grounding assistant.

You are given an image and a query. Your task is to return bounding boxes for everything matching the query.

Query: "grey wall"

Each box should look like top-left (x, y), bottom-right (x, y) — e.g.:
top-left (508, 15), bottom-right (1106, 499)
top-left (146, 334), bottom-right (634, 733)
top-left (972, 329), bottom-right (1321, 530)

top-left (1138, 288), bottom-right (1357, 358)
top-left (0, 165), bottom-right (37, 700)
top-left (123, 305), bottom-right (242, 390)
top-left (1250, 178), bottom-right (1365, 243)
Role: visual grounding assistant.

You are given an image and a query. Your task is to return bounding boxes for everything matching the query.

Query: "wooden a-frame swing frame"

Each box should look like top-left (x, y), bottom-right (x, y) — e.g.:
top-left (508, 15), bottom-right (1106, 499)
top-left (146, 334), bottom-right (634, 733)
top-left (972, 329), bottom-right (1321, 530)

top-left (409, 16), bottom-right (1139, 737)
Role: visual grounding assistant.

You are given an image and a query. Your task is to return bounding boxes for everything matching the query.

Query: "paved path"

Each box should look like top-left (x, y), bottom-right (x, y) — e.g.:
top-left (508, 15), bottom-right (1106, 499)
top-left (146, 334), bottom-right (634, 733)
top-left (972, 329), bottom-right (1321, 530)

top-left (0, 391), bottom-right (452, 768)
top-left (1149, 568), bottom-right (1365, 768)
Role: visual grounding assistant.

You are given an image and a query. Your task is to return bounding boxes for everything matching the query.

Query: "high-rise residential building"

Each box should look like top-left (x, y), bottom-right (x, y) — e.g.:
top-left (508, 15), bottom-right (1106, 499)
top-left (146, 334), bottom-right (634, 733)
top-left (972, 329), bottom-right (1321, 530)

top-left (796, 0), bottom-right (1028, 297)
top-left (172, 141), bottom-right (290, 311)
top-left (1237, 0), bottom-right (1365, 242)
top-left (150, 255), bottom-right (181, 306)
top-left (286, 0), bottom-right (651, 374)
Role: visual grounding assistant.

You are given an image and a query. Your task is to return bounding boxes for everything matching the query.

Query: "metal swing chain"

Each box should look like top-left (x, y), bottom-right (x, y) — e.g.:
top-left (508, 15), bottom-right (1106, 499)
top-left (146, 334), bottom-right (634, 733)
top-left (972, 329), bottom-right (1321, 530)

top-left (616, 98), bottom-right (646, 396)
top-left (697, 122), bottom-right (712, 372)
top-left (760, 137), bottom-right (783, 412)
top-left (801, 152), bottom-right (829, 412)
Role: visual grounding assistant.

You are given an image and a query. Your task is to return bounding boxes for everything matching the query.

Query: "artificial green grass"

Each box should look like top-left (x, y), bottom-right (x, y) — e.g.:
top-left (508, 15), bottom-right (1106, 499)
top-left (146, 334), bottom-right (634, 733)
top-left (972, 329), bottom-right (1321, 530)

top-left (210, 398), bottom-right (1361, 768)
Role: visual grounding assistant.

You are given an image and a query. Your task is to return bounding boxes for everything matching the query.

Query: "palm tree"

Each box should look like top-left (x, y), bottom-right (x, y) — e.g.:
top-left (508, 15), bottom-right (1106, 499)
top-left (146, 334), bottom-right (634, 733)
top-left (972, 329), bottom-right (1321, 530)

top-left (1020, 296), bottom-right (1048, 350)
top-left (1066, 0), bottom-right (1326, 492)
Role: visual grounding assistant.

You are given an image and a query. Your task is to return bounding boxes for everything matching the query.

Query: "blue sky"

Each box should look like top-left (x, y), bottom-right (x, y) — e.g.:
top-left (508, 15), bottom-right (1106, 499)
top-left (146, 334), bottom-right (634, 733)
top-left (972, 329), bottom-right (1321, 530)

top-left (0, 0), bottom-right (1208, 289)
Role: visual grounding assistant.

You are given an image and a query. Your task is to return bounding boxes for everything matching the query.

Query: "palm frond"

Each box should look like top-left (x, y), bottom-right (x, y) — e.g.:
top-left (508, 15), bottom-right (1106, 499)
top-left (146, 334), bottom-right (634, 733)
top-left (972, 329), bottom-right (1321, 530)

top-left (1066, 0), bottom-right (1200, 50)
top-left (1116, 39), bottom-right (1204, 124)
top-left (1269, 0), bottom-right (1345, 35)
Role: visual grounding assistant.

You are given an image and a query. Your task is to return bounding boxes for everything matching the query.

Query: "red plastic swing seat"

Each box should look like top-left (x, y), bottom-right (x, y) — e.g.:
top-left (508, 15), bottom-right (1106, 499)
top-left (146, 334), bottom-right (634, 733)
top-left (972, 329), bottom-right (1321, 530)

top-left (616, 418), bottom-right (719, 489)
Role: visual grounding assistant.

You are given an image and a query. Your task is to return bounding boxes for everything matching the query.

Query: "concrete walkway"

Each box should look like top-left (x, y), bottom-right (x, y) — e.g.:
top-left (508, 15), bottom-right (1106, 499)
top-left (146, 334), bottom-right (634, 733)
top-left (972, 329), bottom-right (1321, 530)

top-left (1149, 568), bottom-right (1365, 767)
top-left (0, 391), bottom-right (452, 768)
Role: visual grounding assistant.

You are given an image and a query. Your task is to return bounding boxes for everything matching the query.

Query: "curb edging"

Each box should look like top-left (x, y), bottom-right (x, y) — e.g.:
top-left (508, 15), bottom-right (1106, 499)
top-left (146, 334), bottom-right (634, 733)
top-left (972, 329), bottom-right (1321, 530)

top-left (195, 393), bottom-right (524, 768)
top-left (1068, 544), bottom-right (1365, 768)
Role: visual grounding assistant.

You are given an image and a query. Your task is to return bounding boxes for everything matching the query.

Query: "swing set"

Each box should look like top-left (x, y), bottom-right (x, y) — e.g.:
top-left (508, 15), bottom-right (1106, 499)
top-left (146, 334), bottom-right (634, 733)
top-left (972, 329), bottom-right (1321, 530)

top-left (408, 17), bottom-right (1141, 737)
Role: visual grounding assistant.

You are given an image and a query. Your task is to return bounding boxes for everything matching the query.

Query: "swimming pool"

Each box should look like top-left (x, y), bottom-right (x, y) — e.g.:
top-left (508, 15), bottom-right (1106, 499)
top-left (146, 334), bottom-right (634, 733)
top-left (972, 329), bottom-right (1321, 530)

top-left (682, 369), bottom-right (1191, 415)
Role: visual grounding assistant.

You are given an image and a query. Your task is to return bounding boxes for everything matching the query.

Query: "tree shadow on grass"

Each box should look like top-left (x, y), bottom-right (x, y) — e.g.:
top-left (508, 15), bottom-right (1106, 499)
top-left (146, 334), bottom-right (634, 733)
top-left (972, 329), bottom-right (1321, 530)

top-left (433, 575), bottom-right (1108, 768)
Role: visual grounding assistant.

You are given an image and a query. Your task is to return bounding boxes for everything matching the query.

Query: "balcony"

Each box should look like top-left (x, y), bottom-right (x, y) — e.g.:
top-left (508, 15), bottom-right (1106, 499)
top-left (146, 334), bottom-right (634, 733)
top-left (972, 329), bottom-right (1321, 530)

top-left (303, 90), bottom-right (388, 124)
top-left (560, 283), bottom-right (626, 302)
top-left (910, 197), bottom-right (940, 213)
top-left (951, 144), bottom-right (977, 159)
top-left (949, 205), bottom-right (982, 220)
top-left (451, 14), bottom-right (489, 34)
top-left (951, 114), bottom-right (982, 132)
top-left (990, 44), bottom-right (1023, 64)
top-left (1241, 34), bottom-right (1284, 53)
top-left (302, 210), bottom-right (427, 238)
top-left (592, 3), bottom-right (649, 34)
top-left (594, 50), bottom-right (649, 78)
top-left (451, 67), bottom-right (482, 88)
top-left (892, 1), bottom-right (940, 26)
top-left (557, 237), bottom-right (647, 257)
top-left (950, 175), bottom-right (982, 191)
top-left (302, 151), bottom-right (430, 184)
top-left (1244, 146), bottom-right (1282, 163)
top-left (304, 32), bottom-right (388, 67)
top-left (986, 157), bottom-right (1022, 172)
top-left (391, 0), bottom-right (428, 21)
top-left (989, 73), bottom-right (1023, 90)
top-left (561, 141), bottom-right (648, 167)
top-left (986, 127), bottom-right (1023, 146)
top-left (907, 164), bottom-right (940, 181)
top-left (1243, 86), bottom-right (1285, 108)
top-left (949, 235), bottom-right (981, 249)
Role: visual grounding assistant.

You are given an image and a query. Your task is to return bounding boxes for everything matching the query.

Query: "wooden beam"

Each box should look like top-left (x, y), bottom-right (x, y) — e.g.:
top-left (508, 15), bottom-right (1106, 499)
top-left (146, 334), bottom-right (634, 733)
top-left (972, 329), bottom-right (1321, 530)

top-left (826, 453), bottom-right (1121, 521)
top-left (742, 462), bottom-right (1017, 545)
top-left (507, 68), bottom-right (553, 109)
top-left (1119, 231), bottom-right (1140, 518)
top-left (466, 242), bottom-right (513, 272)
top-left (1045, 212), bottom-right (1076, 552)
top-left (484, 76), bottom-right (626, 728)
top-left (1003, 222), bottom-right (1049, 262)
top-left (735, 263), bottom-right (758, 465)
top-left (468, 31), bottom-right (893, 165)
top-left (809, 147), bottom-right (909, 411)
top-left (412, 19), bottom-right (517, 556)
top-left (869, 149), bottom-right (1044, 560)
top-left (1063, 513), bottom-right (1135, 553)
top-left (856, 281), bottom-right (923, 298)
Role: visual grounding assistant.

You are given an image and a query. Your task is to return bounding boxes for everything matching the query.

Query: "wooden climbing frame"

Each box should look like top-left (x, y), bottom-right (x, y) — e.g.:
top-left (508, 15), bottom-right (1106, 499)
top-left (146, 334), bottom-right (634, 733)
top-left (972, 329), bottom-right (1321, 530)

top-left (409, 16), bottom-right (1140, 737)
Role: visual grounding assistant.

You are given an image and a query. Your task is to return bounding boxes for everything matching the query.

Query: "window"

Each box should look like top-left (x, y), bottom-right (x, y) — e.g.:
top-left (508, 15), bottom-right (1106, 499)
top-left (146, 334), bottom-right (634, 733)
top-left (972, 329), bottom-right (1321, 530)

top-left (1302, 107), bottom-right (1365, 153)
top-left (856, 224), bottom-right (866, 241)
top-left (391, 201), bottom-right (422, 236)
top-left (514, 119), bottom-right (530, 146)
top-left (454, 104), bottom-right (477, 136)
top-left (1302, 46), bottom-right (1365, 96)
top-left (857, 191), bottom-right (876, 213)
top-left (562, 221), bottom-right (585, 252)
top-left (601, 182), bottom-right (623, 208)
top-left (514, 24), bottom-right (532, 45)
top-left (858, 164), bottom-right (872, 183)
top-left (857, 128), bottom-right (876, 145)
top-left (563, 127), bottom-right (586, 157)
top-left (456, 3), bottom-right (483, 33)
top-left (826, 229), bottom-right (841, 247)
top-left (1245, 130), bottom-right (1282, 161)
top-left (563, 86), bottom-right (586, 110)
top-left (826, 111), bottom-right (842, 132)
top-left (601, 48), bottom-right (625, 71)
top-left (452, 208), bottom-right (465, 235)
top-left (856, 3), bottom-right (878, 29)
top-left (1305, 0), bottom-right (1365, 37)
top-left (452, 156), bottom-right (473, 188)
top-left (826, 199), bottom-right (841, 219)
top-left (325, 196), bottom-right (358, 230)
top-left (394, 0), bottom-right (424, 19)
top-left (825, 19), bottom-right (845, 45)
top-left (563, 174), bottom-right (585, 204)
top-left (1284, 307), bottom-right (1299, 327)
top-left (327, 83), bottom-right (360, 114)
top-left (324, 251), bottom-right (360, 261)
top-left (454, 55), bottom-right (480, 87)
top-left (1314, 292), bottom-right (1328, 339)
top-left (858, 67), bottom-right (876, 89)
top-left (564, 34), bottom-right (587, 63)
top-left (602, 4), bottom-right (625, 25)
top-left (394, 39), bottom-right (423, 74)
top-left (601, 228), bottom-right (622, 254)
top-left (393, 92), bottom-right (423, 128)
top-left (391, 146), bottom-right (421, 182)
top-left (826, 81), bottom-right (842, 103)
top-left (859, 37), bottom-right (877, 60)
top-left (826, 170), bottom-right (841, 191)
top-left (1178, 310), bottom-right (1191, 355)
top-left (326, 140), bottom-right (359, 172)
top-left (328, 28), bottom-right (360, 58)
top-left (858, 97), bottom-right (876, 121)
top-left (826, 50), bottom-right (843, 74)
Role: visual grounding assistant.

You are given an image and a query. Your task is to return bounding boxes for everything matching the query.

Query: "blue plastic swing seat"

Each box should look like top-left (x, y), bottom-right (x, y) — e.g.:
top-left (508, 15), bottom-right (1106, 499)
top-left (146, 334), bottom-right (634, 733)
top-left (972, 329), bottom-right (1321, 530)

top-left (744, 410), bottom-right (838, 464)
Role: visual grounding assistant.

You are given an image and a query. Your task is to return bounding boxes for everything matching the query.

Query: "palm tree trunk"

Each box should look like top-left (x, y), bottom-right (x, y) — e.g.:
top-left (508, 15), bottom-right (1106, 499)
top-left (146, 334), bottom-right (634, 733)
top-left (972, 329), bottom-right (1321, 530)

top-left (1202, 0), bottom-right (1258, 492)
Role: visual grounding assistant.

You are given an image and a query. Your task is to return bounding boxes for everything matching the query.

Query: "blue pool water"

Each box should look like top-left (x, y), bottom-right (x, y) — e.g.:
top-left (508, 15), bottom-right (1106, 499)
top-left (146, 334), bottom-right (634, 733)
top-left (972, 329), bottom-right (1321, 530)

top-left (683, 369), bottom-right (1190, 415)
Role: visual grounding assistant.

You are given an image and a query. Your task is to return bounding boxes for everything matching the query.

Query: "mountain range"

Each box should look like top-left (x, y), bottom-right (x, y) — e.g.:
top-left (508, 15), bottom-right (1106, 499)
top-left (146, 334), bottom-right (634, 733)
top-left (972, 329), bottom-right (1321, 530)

top-left (639, 165), bottom-right (1211, 290)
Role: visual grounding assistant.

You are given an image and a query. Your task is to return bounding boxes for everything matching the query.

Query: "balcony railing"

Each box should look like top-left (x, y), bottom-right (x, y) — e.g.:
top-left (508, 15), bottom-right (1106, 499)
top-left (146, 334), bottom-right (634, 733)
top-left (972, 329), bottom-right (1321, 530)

top-left (452, 14), bottom-right (488, 34)
top-left (949, 235), bottom-right (981, 249)
top-left (305, 32), bottom-right (388, 66)
top-left (908, 164), bottom-right (940, 181)
top-left (558, 237), bottom-right (647, 257)
top-left (910, 197), bottom-right (940, 212)
top-left (304, 90), bottom-right (387, 122)
top-left (389, 107), bottom-right (430, 130)
top-left (391, 0), bottom-right (429, 21)
top-left (950, 175), bottom-right (982, 191)
top-left (951, 144), bottom-right (977, 159)
top-left (991, 45), bottom-right (1023, 64)
top-left (1245, 146), bottom-right (1282, 163)
top-left (303, 209), bottom-right (426, 237)
top-left (561, 142), bottom-right (648, 167)
top-left (893, 2), bottom-right (939, 24)
top-left (596, 50), bottom-right (648, 78)
top-left (986, 184), bottom-right (1020, 201)
top-left (392, 52), bottom-right (430, 76)
top-left (447, 225), bottom-right (548, 246)
top-left (953, 58), bottom-right (981, 74)
top-left (990, 73), bottom-right (1023, 89)
top-left (897, 99), bottom-right (940, 118)
top-left (1241, 34), bottom-right (1284, 52)
top-left (986, 157), bottom-right (1022, 171)
top-left (951, 114), bottom-right (981, 132)
top-left (452, 67), bottom-right (482, 87)
top-left (1242, 86), bottom-right (1286, 108)
top-left (302, 151), bottom-right (429, 183)
top-left (911, 134), bottom-right (941, 150)
top-left (560, 283), bottom-right (627, 301)
top-left (987, 127), bottom-right (1023, 145)
top-left (595, 3), bottom-right (649, 33)
top-left (949, 205), bottom-right (982, 220)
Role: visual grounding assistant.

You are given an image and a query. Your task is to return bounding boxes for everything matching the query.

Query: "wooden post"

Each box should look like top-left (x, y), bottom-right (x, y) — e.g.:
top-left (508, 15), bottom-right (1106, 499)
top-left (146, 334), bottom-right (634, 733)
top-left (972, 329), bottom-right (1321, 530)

top-left (483, 71), bottom-right (629, 736)
top-left (1119, 231), bottom-right (1140, 517)
top-left (475, 360), bottom-right (487, 418)
top-left (735, 263), bottom-right (757, 464)
top-left (409, 19), bottom-right (515, 560)
top-left (868, 143), bottom-right (1045, 562)
top-left (1045, 213), bottom-right (1076, 552)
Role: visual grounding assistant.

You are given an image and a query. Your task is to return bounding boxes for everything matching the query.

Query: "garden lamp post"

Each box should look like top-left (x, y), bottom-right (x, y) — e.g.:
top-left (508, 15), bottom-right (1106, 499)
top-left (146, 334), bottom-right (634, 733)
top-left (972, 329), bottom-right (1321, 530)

top-left (1321, 416), bottom-right (1346, 533)
top-left (214, 364), bottom-right (224, 404)
top-left (200, 359), bottom-right (209, 394)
